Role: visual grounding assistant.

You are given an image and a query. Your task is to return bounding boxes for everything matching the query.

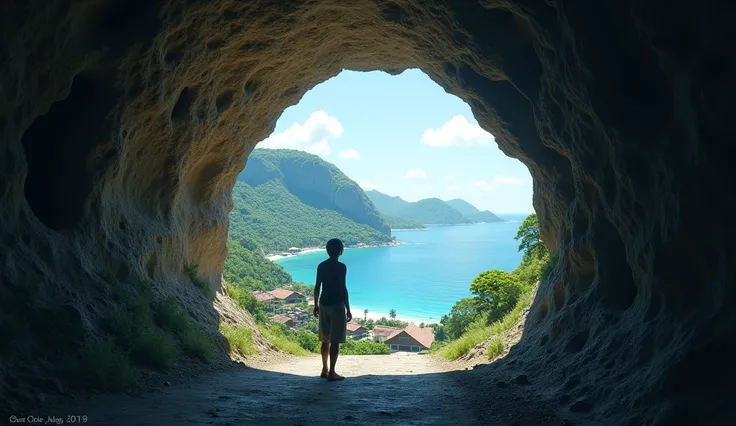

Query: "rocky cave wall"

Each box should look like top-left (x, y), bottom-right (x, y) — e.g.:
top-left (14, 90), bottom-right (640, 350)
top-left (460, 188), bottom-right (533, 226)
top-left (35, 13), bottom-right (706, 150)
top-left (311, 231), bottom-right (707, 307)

top-left (1, 0), bottom-right (734, 422)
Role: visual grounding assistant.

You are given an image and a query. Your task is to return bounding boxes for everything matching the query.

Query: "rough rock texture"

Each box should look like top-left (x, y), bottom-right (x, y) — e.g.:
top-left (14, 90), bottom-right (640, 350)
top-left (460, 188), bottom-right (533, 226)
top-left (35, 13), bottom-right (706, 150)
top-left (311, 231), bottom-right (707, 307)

top-left (1, 0), bottom-right (735, 423)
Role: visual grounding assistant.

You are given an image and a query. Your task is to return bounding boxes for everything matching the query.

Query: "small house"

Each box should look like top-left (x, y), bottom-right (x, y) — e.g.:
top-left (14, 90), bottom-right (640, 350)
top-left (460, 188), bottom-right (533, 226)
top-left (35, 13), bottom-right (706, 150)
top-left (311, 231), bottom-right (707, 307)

top-left (383, 322), bottom-right (435, 352)
top-left (371, 325), bottom-right (402, 343)
top-left (270, 314), bottom-right (294, 327)
top-left (251, 291), bottom-right (275, 310)
top-left (346, 322), bottom-right (368, 340)
top-left (269, 288), bottom-right (306, 304)
top-left (287, 247), bottom-right (301, 254)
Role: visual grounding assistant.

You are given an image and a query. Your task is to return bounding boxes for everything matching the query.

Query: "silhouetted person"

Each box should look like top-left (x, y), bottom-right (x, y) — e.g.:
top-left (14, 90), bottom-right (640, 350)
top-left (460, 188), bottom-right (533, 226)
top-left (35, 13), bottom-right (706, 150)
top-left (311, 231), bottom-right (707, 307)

top-left (313, 238), bottom-right (352, 381)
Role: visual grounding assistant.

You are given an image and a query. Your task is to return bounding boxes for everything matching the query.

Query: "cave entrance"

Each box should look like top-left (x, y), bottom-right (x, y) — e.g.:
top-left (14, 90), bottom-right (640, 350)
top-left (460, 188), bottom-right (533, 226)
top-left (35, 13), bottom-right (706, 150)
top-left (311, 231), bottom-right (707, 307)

top-left (224, 69), bottom-right (534, 348)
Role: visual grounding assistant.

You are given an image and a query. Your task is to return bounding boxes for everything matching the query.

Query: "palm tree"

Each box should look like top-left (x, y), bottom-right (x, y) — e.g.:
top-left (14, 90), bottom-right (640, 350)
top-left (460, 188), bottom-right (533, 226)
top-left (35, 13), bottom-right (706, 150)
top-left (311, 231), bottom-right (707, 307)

top-left (363, 309), bottom-right (368, 322)
top-left (389, 309), bottom-right (397, 319)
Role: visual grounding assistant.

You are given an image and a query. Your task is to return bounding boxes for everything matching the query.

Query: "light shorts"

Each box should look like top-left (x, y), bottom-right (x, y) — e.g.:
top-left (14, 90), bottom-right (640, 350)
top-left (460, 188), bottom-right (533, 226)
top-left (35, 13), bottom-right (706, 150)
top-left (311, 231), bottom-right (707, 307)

top-left (318, 302), bottom-right (347, 344)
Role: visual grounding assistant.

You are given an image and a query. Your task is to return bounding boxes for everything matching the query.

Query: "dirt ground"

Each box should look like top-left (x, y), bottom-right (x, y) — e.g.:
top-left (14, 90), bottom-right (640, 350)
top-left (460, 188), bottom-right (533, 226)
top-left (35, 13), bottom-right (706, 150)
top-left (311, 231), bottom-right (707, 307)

top-left (54, 352), bottom-right (484, 426)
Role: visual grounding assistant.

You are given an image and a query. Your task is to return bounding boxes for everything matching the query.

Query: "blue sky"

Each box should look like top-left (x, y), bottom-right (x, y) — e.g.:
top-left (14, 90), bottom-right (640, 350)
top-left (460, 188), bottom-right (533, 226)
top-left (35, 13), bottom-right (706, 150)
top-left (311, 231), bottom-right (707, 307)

top-left (256, 69), bottom-right (533, 214)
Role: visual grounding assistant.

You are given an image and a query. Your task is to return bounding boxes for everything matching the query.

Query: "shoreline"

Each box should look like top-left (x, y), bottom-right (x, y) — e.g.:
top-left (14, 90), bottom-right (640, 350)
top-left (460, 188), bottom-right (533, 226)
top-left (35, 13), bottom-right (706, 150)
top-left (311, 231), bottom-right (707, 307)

top-left (349, 305), bottom-right (441, 325)
top-left (266, 240), bottom-right (401, 261)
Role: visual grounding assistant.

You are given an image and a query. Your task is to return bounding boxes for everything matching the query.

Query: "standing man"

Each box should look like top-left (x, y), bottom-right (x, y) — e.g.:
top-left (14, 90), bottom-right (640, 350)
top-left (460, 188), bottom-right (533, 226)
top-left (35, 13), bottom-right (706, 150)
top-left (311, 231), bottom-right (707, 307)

top-left (313, 238), bottom-right (352, 381)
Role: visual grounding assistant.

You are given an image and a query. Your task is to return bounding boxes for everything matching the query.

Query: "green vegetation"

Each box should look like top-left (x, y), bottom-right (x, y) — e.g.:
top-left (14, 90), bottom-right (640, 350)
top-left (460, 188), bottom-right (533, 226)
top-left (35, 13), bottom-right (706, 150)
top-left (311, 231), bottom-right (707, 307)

top-left (230, 149), bottom-right (392, 254)
top-left (61, 338), bottom-right (140, 391)
top-left (257, 324), bottom-right (310, 356)
top-left (355, 317), bottom-right (409, 330)
top-left (445, 199), bottom-right (504, 223)
top-left (398, 198), bottom-right (471, 225)
top-left (241, 150), bottom-right (388, 236)
top-left (383, 215), bottom-right (427, 230)
top-left (224, 241), bottom-right (292, 290)
top-left (226, 282), bottom-right (268, 323)
top-left (340, 339), bottom-right (391, 355)
top-left (184, 263), bottom-right (215, 300)
top-left (56, 278), bottom-right (216, 392)
top-left (486, 336), bottom-right (505, 359)
top-left (436, 213), bottom-right (553, 360)
top-left (366, 189), bottom-right (504, 226)
top-left (229, 180), bottom-right (393, 253)
top-left (179, 326), bottom-right (214, 361)
top-left (220, 324), bottom-right (258, 356)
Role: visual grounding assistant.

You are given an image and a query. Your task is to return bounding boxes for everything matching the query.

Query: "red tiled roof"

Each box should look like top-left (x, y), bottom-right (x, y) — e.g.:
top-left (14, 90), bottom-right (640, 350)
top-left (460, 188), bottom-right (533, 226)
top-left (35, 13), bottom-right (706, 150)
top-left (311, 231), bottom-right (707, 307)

top-left (270, 314), bottom-right (293, 325)
top-left (346, 322), bottom-right (366, 333)
top-left (252, 291), bottom-right (275, 302)
top-left (404, 322), bottom-right (435, 349)
top-left (372, 325), bottom-right (402, 338)
top-left (269, 288), bottom-right (298, 300)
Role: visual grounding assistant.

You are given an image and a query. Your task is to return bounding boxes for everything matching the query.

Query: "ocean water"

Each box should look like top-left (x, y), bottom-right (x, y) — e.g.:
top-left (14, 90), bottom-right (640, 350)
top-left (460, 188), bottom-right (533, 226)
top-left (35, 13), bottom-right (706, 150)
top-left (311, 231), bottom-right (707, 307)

top-left (274, 214), bottom-right (529, 323)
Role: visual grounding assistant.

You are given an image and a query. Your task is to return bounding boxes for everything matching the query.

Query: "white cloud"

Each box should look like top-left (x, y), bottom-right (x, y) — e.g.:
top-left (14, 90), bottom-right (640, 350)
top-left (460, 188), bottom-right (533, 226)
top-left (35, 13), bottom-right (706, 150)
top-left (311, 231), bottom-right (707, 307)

top-left (359, 181), bottom-right (379, 190)
top-left (258, 110), bottom-right (343, 156)
top-left (338, 149), bottom-right (360, 160)
top-left (421, 115), bottom-right (495, 148)
top-left (492, 175), bottom-right (523, 185)
top-left (405, 169), bottom-right (427, 179)
top-left (440, 175), bottom-right (456, 183)
top-left (473, 180), bottom-right (492, 191)
top-left (447, 185), bottom-right (460, 191)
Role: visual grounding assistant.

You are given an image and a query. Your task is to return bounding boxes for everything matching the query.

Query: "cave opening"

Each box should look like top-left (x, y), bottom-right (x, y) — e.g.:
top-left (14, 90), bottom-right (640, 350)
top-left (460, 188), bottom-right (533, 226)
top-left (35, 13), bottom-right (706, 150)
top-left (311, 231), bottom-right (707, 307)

top-left (2, 0), bottom-right (733, 423)
top-left (225, 69), bottom-right (535, 330)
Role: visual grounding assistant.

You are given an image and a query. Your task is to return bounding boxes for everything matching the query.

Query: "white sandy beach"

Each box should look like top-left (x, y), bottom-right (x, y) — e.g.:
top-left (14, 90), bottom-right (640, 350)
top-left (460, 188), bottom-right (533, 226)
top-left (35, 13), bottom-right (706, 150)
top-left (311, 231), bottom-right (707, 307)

top-left (265, 247), bottom-right (324, 261)
top-left (265, 241), bottom-right (401, 261)
top-left (349, 305), bottom-right (440, 325)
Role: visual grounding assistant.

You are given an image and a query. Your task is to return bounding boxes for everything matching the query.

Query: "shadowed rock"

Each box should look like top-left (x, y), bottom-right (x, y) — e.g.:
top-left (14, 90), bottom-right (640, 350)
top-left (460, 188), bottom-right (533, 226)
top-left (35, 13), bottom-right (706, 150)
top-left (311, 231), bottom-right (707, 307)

top-left (1, 0), bottom-right (734, 424)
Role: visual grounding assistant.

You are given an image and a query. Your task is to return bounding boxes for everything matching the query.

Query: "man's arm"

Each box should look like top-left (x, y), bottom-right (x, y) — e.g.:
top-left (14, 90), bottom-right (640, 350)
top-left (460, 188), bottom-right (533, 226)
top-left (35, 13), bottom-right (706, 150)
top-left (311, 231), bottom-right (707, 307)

top-left (342, 264), bottom-right (352, 322)
top-left (313, 266), bottom-right (321, 317)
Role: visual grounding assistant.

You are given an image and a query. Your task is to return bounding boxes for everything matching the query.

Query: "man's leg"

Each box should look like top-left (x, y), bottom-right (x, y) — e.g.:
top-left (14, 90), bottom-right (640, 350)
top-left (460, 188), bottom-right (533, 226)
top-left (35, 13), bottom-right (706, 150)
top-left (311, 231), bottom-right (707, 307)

top-left (320, 342), bottom-right (330, 377)
top-left (328, 341), bottom-right (342, 380)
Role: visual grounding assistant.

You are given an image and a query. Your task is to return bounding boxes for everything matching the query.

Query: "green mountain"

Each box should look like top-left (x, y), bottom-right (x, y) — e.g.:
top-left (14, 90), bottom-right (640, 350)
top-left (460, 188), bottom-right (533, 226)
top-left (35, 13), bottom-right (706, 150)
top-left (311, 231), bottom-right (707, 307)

top-left (364, 190), bottom-right (412, 217)
top-left (398, 198), bottom-right (472, 224)
top-left (446, 199), bottom-right (504, 223)
top-left (468, 211), bottom-right (504, 223)
top-left (229, 149), bottom-right (393, 253)
top-left (445, 199), bottom-right (482, 217)
top-left (382, 215), bottom-right (427, 230)
top-left (241, 149), bottom-right (390, 234)
top-left (366, 190), bottom-right (505, 225)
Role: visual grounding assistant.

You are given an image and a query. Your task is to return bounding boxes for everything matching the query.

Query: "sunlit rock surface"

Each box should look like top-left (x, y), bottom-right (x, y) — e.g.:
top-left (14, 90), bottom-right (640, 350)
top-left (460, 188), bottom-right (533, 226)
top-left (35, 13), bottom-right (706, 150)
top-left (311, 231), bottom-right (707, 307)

top-left (1, 0), bottom-right (733, 423)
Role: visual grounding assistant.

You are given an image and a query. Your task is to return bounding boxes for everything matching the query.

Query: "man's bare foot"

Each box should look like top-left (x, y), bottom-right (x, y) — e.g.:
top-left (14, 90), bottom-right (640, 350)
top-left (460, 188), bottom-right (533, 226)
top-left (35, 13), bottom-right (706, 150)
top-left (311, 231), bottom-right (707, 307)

top-left (320, 368), bottom-right (328, 378)
top-left (327, 372), bottom-right (345, 381)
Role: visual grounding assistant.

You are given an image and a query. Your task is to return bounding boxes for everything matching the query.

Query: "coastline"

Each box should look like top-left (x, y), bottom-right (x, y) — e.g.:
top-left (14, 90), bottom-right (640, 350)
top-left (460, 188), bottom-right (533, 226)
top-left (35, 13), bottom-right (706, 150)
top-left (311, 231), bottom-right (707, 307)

top-left (266, 240), bottom-right (401, 261)
top-left (349, 305), bottom-right (441, 325)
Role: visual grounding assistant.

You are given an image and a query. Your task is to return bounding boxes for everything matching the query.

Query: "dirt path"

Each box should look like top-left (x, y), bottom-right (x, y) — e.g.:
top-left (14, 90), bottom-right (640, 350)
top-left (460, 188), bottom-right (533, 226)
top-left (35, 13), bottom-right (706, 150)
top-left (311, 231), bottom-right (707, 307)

top-left (64, 353), bottom-right (483, 425)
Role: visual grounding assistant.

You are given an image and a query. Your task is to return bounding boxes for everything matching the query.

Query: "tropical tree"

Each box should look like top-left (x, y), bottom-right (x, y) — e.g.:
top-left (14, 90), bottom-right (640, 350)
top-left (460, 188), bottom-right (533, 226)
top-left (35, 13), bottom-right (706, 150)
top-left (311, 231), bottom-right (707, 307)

top-left (514, 213), bottom-right (546, 259)
top-left (363, 309), bottom-right (368, 322)
top-left (440, 298), bottom-right (481, 340)
top-left (470, 270), bottom-right (523, 323)
top-left (389, 309), bottom-right (397, 319)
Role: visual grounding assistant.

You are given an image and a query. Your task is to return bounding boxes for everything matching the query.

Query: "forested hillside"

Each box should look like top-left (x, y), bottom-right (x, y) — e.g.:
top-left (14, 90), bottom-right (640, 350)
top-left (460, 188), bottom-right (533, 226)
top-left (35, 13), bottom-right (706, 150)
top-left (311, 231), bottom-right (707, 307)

top-left (228, 180), bottom-right (394, 252)
top-left (367, 190), bottom-right (505, 225)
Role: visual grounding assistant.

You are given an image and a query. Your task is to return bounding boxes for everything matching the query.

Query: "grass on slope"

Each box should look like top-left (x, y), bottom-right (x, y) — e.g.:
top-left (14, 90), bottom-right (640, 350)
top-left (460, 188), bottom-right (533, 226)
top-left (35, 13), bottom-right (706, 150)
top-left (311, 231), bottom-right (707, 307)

top-left (220, 324), bottom-right (259, 356)
top-left (435, 288), bottom-right (533, 361)
top-left (257, 324), bottom-right (310, 356)
top-left (228, 180), bottom-right (393, 252)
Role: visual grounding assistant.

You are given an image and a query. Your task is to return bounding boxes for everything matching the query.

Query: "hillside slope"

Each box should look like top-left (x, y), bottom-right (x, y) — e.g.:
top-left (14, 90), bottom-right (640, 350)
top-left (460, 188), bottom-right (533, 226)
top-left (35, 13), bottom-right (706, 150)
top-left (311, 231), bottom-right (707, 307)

top-left (399, 198), bottom-right (471, 225)
top-left (367, 190), bottom-right (505, 225)
top-left (364, 189), bottom-right (412, 217)
top-left (445, 199), bottom-right (504, 223)
top-left (240, 149), bottom-right (390, 234)
top-left (229, 180), bottom-right (394, 252)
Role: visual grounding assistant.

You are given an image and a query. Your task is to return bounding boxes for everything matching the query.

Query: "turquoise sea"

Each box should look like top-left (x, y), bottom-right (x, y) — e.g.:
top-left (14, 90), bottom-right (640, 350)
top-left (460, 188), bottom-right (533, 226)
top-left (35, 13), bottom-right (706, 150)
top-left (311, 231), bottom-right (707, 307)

top-left (274, 214), bottom-right (529, 324)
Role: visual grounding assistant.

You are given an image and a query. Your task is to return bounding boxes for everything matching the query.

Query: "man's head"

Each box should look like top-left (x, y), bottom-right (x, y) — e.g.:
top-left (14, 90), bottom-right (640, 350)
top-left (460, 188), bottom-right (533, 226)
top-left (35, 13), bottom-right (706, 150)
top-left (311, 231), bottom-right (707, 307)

top-left (326, 239), bottom-right (344, 258)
